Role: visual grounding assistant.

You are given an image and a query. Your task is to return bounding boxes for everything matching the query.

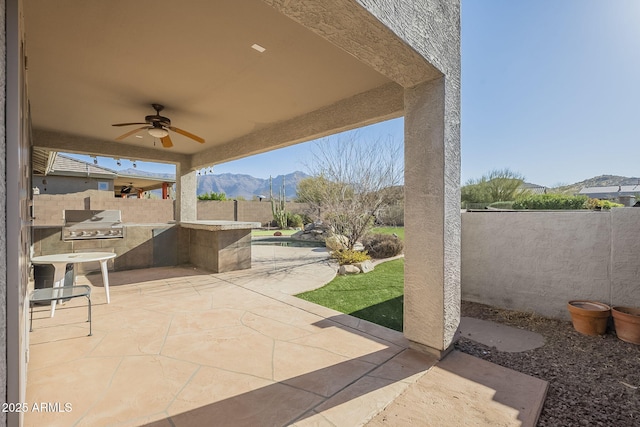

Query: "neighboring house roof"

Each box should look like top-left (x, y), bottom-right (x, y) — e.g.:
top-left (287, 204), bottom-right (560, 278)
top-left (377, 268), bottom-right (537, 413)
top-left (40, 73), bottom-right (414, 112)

top-left (522, 182), bottom-right (547, 194)
top-left (578, 185), bottom-right (640, 199)
top-left (46, 153), bottom-right (118, 178)
top-left (33, 151), bottom-right (175, 193)
top-left (114, 172), bottom-right (175, 194)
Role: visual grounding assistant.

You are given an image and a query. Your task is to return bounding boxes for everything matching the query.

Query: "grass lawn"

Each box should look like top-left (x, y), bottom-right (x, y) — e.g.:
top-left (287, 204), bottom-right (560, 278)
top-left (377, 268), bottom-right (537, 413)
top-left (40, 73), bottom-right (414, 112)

top-left (296, 258), bottom-right (404, 331)
top-left (371, 226), bottom-right (405, 240)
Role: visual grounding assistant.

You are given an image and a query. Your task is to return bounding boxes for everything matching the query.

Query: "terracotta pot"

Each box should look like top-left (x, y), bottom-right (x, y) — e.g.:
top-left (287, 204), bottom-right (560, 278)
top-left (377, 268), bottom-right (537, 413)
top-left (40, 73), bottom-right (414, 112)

top-left (611, 306), bottom-right (640, 345)
top-left (567, 301), bottom-right (611, 336)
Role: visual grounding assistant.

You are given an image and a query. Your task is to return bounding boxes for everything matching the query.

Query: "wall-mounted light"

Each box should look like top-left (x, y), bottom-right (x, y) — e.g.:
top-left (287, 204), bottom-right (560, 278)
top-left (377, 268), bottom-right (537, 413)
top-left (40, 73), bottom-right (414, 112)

top-left (93, 157), bottom-right (98, 165)
top-left (132, 161), bottom-right (137, 168)
top-left (116, 159), bottom-right (121, 167)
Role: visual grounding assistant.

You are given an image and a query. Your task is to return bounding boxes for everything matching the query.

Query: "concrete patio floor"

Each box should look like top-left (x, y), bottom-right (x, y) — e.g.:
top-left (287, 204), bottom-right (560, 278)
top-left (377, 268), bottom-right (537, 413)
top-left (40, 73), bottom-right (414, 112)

top-left (25, 245), bottom-right (547, 426)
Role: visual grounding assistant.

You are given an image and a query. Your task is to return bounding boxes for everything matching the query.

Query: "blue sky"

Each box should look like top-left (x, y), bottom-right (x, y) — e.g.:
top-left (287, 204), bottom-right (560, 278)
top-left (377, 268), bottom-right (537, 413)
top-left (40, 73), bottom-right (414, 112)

top-left (67, 0), bottom-right (640, 187)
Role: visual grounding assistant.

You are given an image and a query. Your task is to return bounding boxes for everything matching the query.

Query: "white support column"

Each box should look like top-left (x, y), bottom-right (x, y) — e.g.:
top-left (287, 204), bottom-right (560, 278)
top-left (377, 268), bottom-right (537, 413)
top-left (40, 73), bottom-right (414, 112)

top-left (175, 163), bottom-right (197, 222)
top-left (403, 77), bottom-right (461, 358)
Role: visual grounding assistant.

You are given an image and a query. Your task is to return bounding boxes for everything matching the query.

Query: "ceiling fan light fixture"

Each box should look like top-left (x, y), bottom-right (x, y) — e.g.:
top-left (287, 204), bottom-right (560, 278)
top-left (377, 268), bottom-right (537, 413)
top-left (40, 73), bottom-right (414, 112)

top-left (148, 127), bottom-right (169, 138)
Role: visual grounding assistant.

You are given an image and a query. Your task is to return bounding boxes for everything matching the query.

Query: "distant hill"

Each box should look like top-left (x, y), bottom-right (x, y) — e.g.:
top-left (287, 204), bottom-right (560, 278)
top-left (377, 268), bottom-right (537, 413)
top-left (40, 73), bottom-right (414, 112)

top-left (197, 171), bottom-right (309, 199)
top-left (553, 175), bottom-right (640, 195)
top-left (117, 168), bottom-right (309, 199)
top-left (122, 169), bottom-right (640, 199)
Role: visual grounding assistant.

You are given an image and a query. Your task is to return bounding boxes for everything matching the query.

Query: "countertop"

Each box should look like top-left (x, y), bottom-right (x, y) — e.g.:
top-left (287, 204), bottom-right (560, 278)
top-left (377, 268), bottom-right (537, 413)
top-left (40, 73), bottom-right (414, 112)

top-left (179, 220), bottom-right (261, 231)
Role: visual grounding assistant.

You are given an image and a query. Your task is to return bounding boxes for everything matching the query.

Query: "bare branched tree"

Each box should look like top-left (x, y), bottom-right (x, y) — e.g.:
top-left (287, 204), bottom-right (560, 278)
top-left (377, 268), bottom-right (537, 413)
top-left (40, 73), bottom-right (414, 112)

top-left (299, 132), bottom-right (403, 249)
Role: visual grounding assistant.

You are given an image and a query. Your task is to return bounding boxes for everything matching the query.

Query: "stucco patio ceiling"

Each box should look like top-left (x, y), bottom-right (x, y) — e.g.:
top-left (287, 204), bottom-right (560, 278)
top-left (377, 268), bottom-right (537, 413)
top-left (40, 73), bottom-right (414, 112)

top-left (24, 0), bottom-right (438, 170)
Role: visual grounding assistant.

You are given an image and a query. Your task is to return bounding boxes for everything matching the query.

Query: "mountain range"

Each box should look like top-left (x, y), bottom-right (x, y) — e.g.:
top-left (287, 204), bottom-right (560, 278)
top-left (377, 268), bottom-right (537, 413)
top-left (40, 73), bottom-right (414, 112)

top-left (197, 171), bottom-right (309, 199)
top-left (118, 168), bottom-right (640, 199)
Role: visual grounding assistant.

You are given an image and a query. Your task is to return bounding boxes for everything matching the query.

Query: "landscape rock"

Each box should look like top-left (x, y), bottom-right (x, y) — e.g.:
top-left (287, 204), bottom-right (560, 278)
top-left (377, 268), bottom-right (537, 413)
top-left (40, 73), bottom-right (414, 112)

top-left (338, 265), bottom-right (360, 275)
top-left (291, 222), bottom-right (333, 243)
top-left (356, 260), bottom-right (374, 273)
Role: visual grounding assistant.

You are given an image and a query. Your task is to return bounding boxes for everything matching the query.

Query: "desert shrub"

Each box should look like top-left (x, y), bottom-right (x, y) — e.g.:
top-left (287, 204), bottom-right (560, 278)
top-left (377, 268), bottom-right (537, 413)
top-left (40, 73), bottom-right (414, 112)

top-left (287, 212), bottom-right (304, 228)
top-left (330, 249), bottom-right (371, 265)
top-left (198, 191), bottom-right (227, 201)
top-left (376, 204), bottom-right (405, 226)
top-left (585, 198), bottom-right (624, 210)
top-left (362, 233), bottom-right (404, 258)
top-left (512, 194), bottom-right (588, 210)
top-left (325, 235), bottom-right (348, 252)
top-left (294, 212), bottom-right (313, 226)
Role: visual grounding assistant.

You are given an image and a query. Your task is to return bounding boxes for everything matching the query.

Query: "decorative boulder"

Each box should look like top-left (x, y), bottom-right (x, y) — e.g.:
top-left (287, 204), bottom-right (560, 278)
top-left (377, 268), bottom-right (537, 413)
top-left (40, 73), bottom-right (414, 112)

top-left (291, 222), bottom-right (333, 243)
top-left (356, 260), bottom-right (374, 274)
top-left (338, 265), bottom-right (360, 275)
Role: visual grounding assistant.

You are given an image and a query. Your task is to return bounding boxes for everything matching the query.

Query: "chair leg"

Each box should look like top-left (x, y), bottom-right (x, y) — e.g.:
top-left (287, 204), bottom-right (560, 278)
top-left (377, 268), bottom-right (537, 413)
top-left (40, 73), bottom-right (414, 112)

top-left (87, 295), bottom-right (92, 336)
top-left (30, 303), bottom-right (33, 332)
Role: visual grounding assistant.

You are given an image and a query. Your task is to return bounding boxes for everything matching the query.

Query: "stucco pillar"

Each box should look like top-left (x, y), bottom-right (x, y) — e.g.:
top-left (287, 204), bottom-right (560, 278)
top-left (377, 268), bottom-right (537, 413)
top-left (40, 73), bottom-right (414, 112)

top-left (175, 163), bottom-right (197, 221)
top-left (403, 77), bottom-right (461, 358)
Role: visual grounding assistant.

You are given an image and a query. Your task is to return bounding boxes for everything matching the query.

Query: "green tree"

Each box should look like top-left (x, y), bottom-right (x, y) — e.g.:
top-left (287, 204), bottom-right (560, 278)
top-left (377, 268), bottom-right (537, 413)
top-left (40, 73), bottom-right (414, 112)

top-left (461, 169), bottom-right (529, 205)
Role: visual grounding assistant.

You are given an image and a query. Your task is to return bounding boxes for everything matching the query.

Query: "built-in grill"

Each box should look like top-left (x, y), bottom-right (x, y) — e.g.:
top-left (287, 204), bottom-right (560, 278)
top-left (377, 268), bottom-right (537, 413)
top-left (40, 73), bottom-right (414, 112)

top-left (62, 210), bottom-right (124, 241)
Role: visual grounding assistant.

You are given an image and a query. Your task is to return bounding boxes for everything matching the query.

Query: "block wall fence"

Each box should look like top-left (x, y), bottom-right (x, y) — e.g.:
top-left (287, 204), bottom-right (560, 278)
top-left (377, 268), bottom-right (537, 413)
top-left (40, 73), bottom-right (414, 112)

top-left (32, 191), bottom-right (311, 226)
top-left (461, 209), bottom-right (640, 319)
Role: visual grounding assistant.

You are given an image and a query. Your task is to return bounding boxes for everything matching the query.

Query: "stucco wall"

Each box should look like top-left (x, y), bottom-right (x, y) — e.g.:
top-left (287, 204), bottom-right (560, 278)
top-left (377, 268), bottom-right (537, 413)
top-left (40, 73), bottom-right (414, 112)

top-left (32, 174), bottom-right (114, 195)
top-left (462, 209), bottom-right (640, 319)
top-left (1, 0), bottom-right (8, 420)
top-left (363, 0), bottom-right (460, 353)
top-left (197, 200), bottom-right (310, 225)
top-left (33, 190), bottom-right (174, 225)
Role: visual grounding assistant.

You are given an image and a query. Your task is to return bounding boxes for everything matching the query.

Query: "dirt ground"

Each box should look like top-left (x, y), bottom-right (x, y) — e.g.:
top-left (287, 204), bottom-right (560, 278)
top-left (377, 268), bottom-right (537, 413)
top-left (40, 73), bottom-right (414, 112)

top-left (457, 301), bottom-right (640, 426)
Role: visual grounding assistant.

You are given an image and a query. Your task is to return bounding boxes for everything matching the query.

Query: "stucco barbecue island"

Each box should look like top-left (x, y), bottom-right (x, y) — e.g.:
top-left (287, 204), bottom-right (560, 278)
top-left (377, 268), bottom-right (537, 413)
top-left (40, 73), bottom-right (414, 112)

top-left (32, 221), bottom-right (261, 276)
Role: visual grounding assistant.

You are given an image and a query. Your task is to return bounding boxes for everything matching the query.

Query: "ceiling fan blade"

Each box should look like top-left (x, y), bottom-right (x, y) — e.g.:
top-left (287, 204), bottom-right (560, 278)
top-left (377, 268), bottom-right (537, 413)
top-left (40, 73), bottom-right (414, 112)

top-left (115, 126), bottom-right (148, 141)
top-left (169, 126), bottom-right (205, 143)
top-left (112, 122), bottom-right (148, 127)
top-left (160, 135), bottom-right (173, 148)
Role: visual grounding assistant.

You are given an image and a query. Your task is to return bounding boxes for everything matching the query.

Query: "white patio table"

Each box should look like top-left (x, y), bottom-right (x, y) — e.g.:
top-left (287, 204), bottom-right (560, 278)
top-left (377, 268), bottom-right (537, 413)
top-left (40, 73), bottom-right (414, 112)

top-left (31, 252), bottom-right (116, 317)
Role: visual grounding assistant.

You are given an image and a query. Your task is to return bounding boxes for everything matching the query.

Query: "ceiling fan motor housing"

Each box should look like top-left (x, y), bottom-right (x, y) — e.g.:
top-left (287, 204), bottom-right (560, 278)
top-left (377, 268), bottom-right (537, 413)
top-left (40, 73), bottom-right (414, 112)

top-left (113, 102), bottom-right (204, 147)
top-left (145, 114), bottom-right (171, 127)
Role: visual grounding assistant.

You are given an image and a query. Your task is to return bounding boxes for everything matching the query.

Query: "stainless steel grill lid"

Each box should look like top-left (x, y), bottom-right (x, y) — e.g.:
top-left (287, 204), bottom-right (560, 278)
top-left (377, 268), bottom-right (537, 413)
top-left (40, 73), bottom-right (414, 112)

top-left (62, 210), bottom-right (124, 240)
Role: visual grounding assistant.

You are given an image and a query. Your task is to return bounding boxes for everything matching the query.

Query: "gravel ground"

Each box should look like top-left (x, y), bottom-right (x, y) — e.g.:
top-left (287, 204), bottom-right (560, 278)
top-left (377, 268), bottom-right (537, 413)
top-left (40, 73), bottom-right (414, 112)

top-left (457, 301), bottom-right (640, 426)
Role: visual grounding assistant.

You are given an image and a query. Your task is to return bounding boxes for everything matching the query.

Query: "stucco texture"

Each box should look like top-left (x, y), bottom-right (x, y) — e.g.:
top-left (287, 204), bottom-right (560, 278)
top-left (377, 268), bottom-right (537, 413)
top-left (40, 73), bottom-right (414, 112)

top-left (462, 210), bottom-right (640, 319)
top-left (371, 0), bottom-right (460, 353)
top-left (1, 0), bottom-right (8, 419)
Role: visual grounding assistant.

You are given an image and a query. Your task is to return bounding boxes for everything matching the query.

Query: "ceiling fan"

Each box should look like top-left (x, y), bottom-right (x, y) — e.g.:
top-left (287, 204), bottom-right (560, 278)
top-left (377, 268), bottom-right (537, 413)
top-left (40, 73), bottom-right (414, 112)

top-left (112, 103), bottom-right (205, 148)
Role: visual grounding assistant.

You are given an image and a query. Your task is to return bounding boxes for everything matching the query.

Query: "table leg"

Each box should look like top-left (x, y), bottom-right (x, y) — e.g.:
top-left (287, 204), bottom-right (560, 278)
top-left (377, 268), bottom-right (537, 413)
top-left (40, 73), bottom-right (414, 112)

top-left (100, 259), bottom-right (111, 304)
top-left (50, 262), bottom-right (68, 317)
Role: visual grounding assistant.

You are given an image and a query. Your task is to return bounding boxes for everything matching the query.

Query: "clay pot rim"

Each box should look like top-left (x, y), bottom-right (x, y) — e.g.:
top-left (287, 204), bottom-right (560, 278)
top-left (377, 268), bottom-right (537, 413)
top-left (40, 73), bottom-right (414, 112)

top-left (567, 300), bottom-right (611, 313)
top-left (612, 306), bottom-right (640, 318)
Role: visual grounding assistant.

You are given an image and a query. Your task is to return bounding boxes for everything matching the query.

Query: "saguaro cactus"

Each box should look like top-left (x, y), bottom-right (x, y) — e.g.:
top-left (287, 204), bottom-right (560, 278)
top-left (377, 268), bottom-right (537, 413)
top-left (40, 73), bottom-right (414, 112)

top-left (270, 176), bottom-right (288, 229)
